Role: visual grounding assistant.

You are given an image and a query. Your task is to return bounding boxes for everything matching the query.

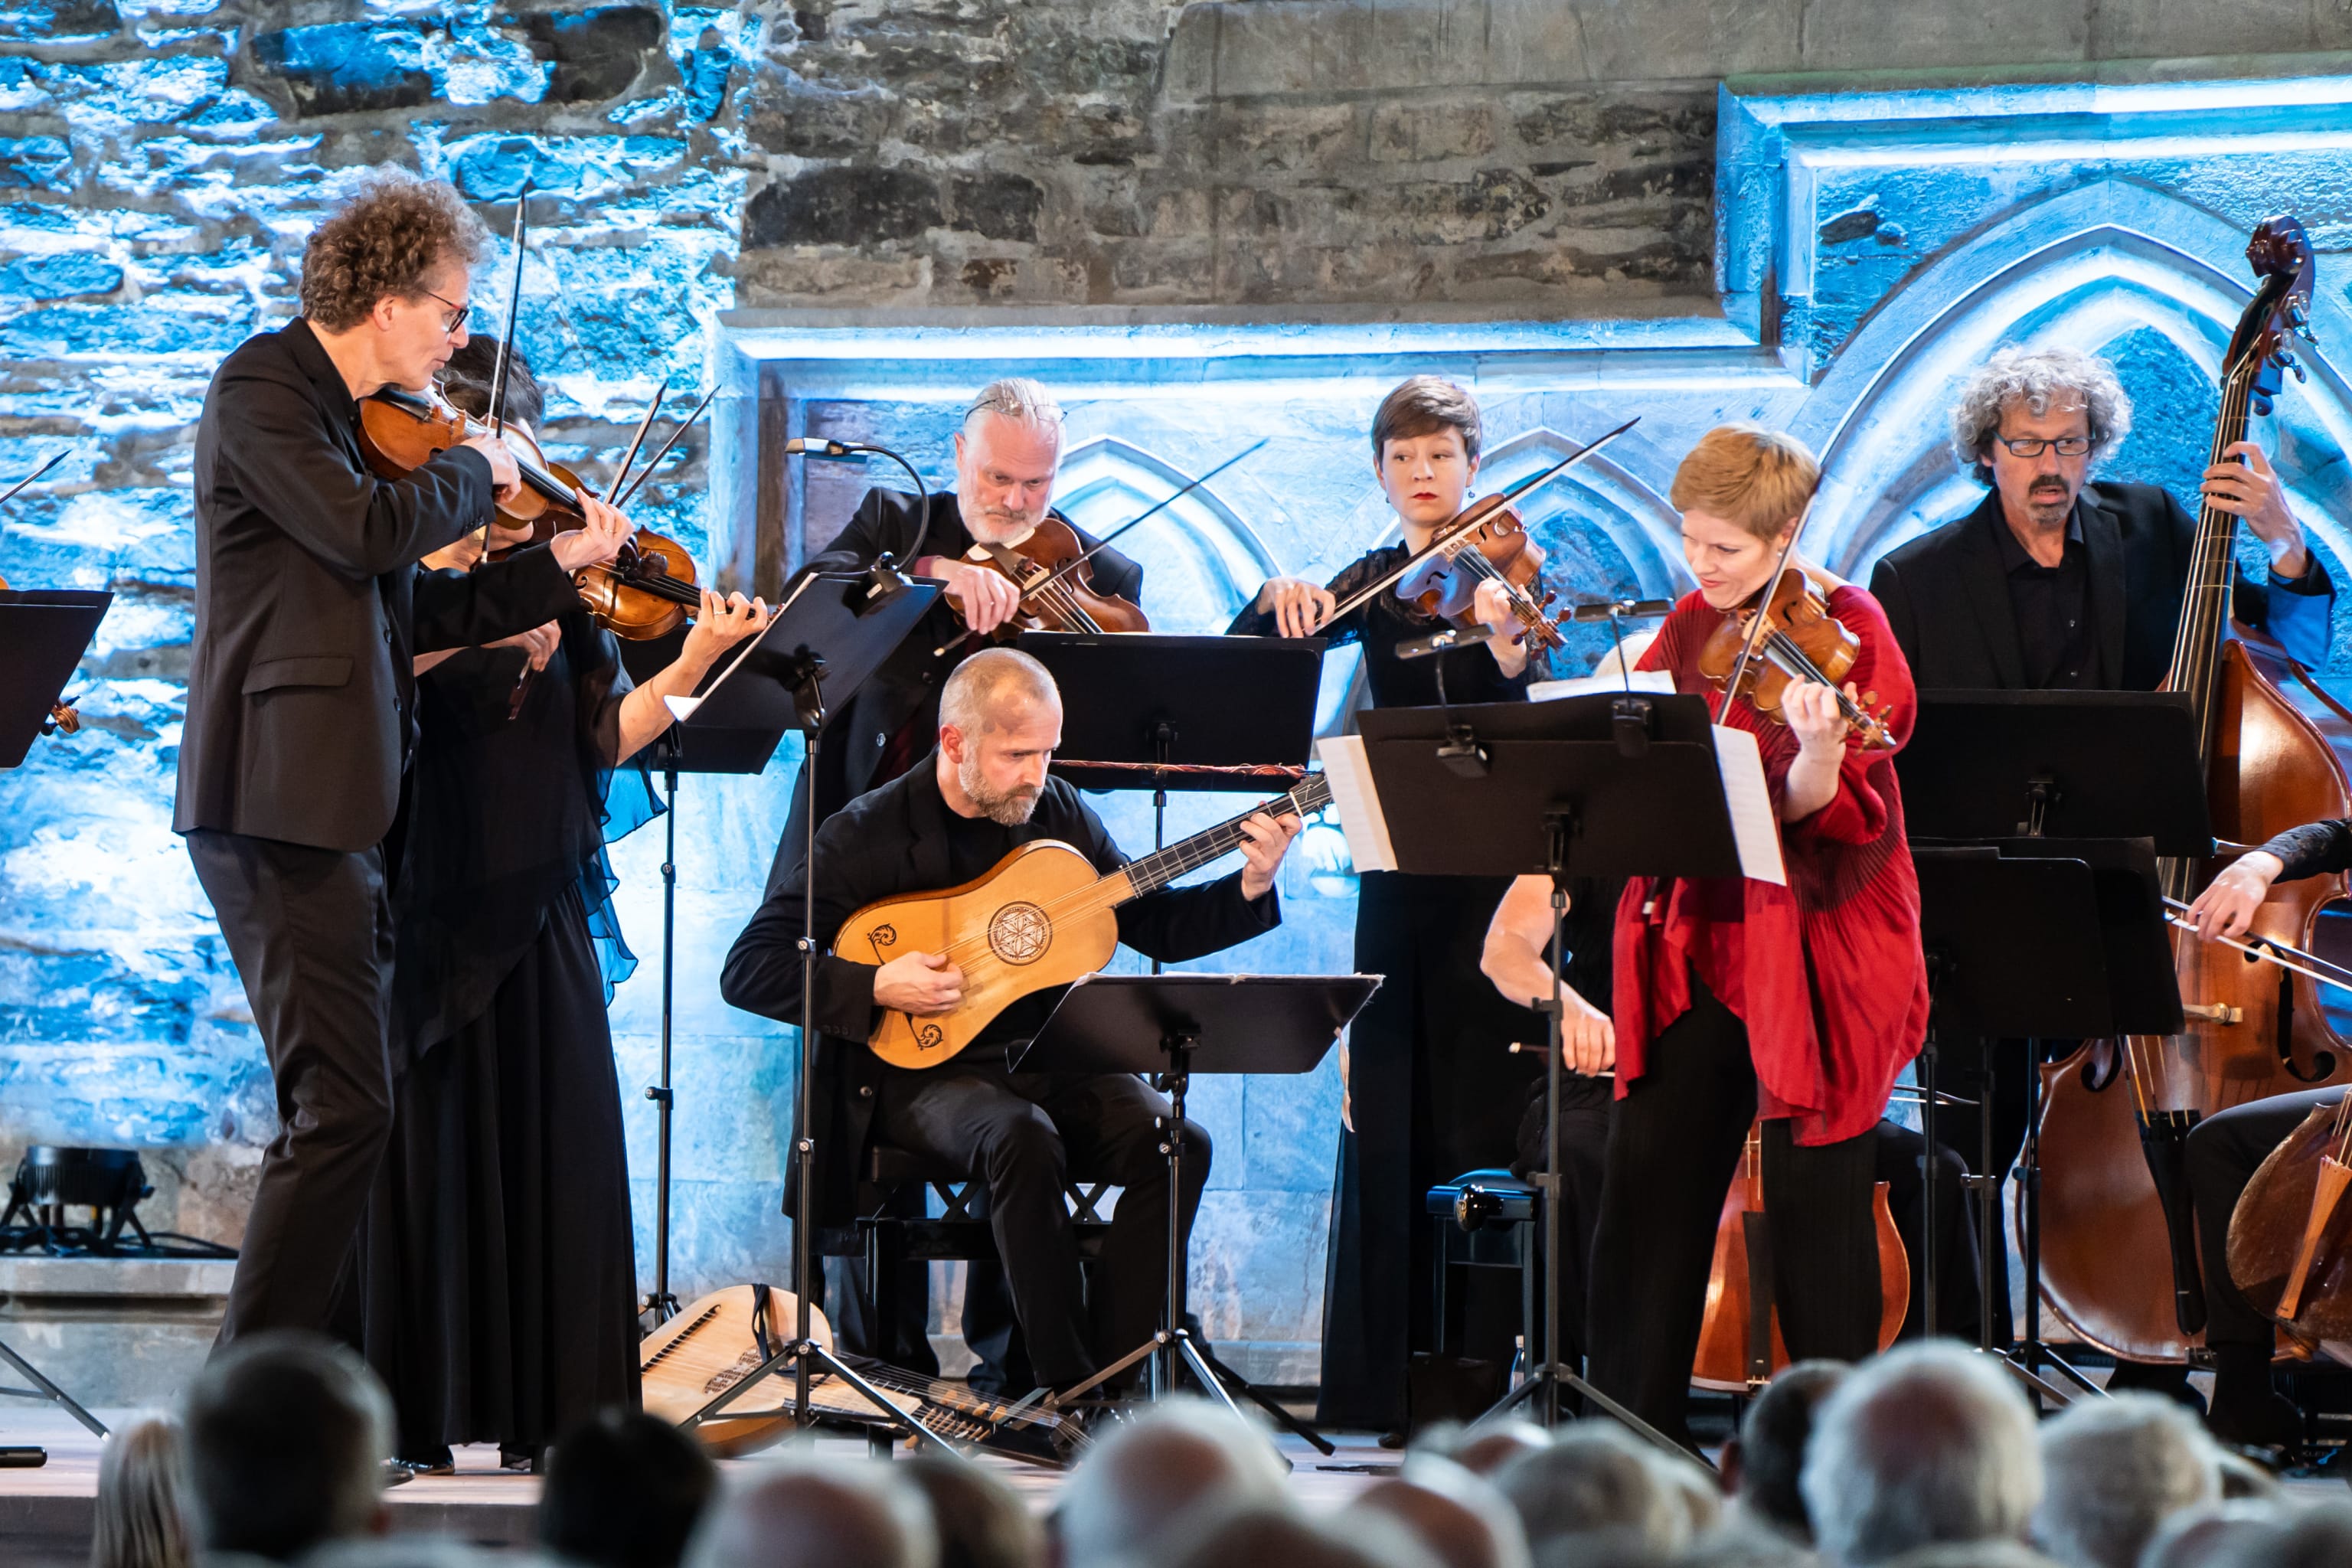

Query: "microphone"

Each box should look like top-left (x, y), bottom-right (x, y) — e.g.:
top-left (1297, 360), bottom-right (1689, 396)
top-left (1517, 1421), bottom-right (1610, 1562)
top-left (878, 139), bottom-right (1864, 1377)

top-left (781, 437), bottom-right (876, 460)
top-left (1397, 626), bottom-right (1500, 661)
top-left (779, 437), bottom-right (933, 606)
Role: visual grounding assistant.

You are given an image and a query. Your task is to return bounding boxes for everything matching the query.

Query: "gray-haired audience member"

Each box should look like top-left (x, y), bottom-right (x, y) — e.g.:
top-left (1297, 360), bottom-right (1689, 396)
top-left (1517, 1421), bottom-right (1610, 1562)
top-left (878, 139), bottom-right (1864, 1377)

top-left (91, 1414), bottom-right (191, 1568)
top-left (1436, 1419), bottom-right (1552, 1478)
top-left (1155, 1502), bottom-right (1438, 1568)
top-left (539, 1409), bottom-right (720, 1568)
top-left (1055, 1402), bottom-right (1289, 1567)
top-left (181, 1331), bottom-right (394, 1563)
top-left (1491, 1423), bottom-right (1691, 1565)
top-left (1723, 1361), bottom-right (1848, 1542)
top-left (2210, 1451), bottom-right (2278, 1504)
top-left (2201, 1501), bottom-right (2352, 1568)
top-left (681, 1459), bottom-right (937, 1568)
top-left (900, 1455), bottom-right (1044, 1568)
top-left (2138, 1503), bottom-right (2290, 1568)
top-left (1880, 1544), bottom-right (2060, 1568)
top-left (1356, 1457), bottom-right (1530, 1568)
top-left (1798, 1343), bottom-right (2040, 1566)
top-left (2029, 1393), bottom-right (2219, 1568)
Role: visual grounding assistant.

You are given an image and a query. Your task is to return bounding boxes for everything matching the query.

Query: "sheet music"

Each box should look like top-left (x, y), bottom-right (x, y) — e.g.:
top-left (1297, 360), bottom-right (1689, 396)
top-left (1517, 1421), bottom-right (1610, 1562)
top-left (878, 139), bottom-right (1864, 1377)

top-left (1527, 669), bottom-right (1675, 704)
top-left (1712, 724), bottom-right (1787, 887)
top-left (1314, 734), bottom-right (1399, 874)
top-left (661, 570), bottom-right (829, 721)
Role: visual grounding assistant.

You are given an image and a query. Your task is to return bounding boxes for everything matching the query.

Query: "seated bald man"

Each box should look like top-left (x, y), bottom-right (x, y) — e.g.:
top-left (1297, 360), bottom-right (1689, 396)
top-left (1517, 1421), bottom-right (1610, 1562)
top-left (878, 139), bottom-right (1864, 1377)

top-left (721, 647), bottom-right (1301, 1393)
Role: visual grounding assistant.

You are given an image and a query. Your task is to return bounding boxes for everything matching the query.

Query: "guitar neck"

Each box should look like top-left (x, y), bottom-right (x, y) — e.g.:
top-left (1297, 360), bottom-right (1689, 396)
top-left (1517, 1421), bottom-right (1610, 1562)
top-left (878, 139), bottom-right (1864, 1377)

top-left (1117, 774), bottom-right (1331, 900)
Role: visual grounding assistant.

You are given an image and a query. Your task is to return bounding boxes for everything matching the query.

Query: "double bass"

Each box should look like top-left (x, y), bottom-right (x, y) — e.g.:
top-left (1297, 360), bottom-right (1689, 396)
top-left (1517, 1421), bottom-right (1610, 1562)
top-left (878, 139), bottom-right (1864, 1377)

top-left (2034, 215), bottom-right (2352, 1365)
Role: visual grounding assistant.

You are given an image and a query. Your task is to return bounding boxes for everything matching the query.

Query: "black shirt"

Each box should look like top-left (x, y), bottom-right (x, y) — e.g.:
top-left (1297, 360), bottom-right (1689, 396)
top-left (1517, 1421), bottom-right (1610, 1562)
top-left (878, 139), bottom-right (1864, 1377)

top-left (1990, 505), bottom-right (2101, 689)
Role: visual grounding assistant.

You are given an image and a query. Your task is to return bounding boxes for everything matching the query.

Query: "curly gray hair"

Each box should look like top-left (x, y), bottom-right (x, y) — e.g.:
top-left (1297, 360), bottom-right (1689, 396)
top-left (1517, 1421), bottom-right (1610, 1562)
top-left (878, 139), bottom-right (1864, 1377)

top-left (1950, 347), bottom-right (2133, 483)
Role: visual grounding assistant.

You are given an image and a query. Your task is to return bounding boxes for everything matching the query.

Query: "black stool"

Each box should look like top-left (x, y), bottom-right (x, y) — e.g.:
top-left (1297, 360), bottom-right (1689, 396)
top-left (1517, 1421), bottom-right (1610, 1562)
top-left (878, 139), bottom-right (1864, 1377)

top-left (1426, 1168), bottom-right (1542, 1383)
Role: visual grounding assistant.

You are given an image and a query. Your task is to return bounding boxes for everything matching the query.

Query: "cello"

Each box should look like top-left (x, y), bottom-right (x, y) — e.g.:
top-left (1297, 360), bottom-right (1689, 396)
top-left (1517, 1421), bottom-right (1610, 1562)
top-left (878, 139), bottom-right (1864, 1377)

top-left (2033, 214), bottom-right (2352, 1365)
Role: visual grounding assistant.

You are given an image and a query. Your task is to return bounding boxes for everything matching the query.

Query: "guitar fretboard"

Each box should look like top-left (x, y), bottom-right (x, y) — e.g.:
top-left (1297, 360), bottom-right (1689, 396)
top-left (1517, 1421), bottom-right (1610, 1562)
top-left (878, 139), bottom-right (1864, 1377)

top-left (1123, 774), bottom-right (1331, 897)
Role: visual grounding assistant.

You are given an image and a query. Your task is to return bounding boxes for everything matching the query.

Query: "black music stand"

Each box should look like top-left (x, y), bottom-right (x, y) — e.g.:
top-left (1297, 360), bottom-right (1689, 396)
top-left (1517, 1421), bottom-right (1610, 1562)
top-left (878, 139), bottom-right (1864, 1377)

top-left (1899, 690), bottom-right (2210, 1405)
top-left (1347, 693), bottom-right (1746, 1465)
top-left (1011, 973), bottom-right (1377, 1459)
top-left (662, 569), bottom-right (967, 1455)
top-left (619, 627), bottom-right (792, 1324)
top-left (0, 589), bottom-right (113, 1452)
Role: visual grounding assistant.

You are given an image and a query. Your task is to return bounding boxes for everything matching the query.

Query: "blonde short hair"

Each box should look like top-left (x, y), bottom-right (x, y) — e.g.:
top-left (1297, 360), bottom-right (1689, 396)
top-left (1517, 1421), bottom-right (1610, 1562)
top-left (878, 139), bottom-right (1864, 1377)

top-left (1669, 423), bottom-right (1821, 541)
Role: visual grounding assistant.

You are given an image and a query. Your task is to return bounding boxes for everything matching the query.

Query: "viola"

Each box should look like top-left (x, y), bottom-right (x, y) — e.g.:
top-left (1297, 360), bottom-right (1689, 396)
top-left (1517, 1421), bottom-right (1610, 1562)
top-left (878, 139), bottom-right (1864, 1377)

top-left (945, 513), bottom-right (1150, 643)
top-left (358, 387), bottom-right (593, 544)
top-left (1695, 564), bottom-right (1897, 751)
top-left (1392, 492), bottom-right (1563, 653)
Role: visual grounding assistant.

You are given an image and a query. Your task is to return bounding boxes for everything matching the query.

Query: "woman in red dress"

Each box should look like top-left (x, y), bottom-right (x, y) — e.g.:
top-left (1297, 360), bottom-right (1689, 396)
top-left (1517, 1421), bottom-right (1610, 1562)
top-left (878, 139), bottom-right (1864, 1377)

top-left (1585, 423), bottom-right (1929, 1446)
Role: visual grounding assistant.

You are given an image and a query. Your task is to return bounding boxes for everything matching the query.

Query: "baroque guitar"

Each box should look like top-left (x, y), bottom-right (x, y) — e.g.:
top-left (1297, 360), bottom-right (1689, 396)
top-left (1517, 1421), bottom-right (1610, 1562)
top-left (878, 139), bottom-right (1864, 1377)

top-left (837, 773), bottom-right (1331, 1070)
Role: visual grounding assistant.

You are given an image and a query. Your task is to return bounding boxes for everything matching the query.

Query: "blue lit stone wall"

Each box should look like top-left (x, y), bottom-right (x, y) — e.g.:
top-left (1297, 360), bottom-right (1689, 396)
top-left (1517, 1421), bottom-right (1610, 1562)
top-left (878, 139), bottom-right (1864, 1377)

top-left (8, 0), bottom-right (2352, 1402)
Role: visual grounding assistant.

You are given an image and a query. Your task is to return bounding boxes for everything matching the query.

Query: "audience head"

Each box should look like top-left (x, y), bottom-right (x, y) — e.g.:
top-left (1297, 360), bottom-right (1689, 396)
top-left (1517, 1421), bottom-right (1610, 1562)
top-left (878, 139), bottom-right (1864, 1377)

top-left (1878, 1545), bottom-right (2060, 1568)
top-left (900, 1455), bottom-right (1043, 1568)
top-left (2138, 1503), bottom-right (2289, 1568)
top-left (1492, 1422), bottom-right (1691, 1565)
top-left (1358, 1457), bottom-right (1529, 1568)
top-left (1442, 1419), bottom-right (1553, 1478)
top-left (1725, 1360), bottom-right (1848, 1542)
top-left (2200, 1501), bottom-right (2352, 1568)
top-left (1798, 1343), bottom-right (2040, 1566)
top-left (937, 647), bottom-right (1062, 825)
top-left (2210, 1452), bottom-right (2279, 1504)
top-left (1055, 1401), bottom-right (1289, 1568)
top-left (92, 1414), bottom-right (191, 1568)
top-left (684, 1456), bottom-right (936, 1568)
top-left (182, 1331), bottom-right (394, 1563)
top-left (539, 1408), bottom-right (720, 1568)
top-left (2028, 1392), bottom-right (2218, 1568)
top-left (1156, 1501), bottom-right (1436, 1568)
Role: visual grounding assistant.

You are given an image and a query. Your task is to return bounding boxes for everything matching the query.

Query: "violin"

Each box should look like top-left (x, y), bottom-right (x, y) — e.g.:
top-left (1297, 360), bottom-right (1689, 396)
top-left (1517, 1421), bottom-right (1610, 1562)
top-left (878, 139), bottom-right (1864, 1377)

top-left (945, 513), bottom-right (1149, 642)
top-left (1696, 563), bottom-right (1897, 752)
top-left (358, 387), bottom-right (592, 544)
top-left (1392, 492), bottom-right (1563, 652)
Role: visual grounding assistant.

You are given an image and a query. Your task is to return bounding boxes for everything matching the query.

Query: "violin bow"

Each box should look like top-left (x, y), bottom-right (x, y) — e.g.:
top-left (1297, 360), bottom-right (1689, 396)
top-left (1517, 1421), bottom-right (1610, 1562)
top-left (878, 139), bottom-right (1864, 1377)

top-left (608, 377), bottom-right (671, 503)
top-left (1318, 416), bottom-right (1640, 629)
top-left (932, 437), bottom-right (1270, 658)
top-left (1714, 504), bottom-right (1810, 729)
top-left (484, 181), bottom-right (531, 440)
top-left (0, 448), bottom-right (69, 510)
top-left (615, 387), bottom-right (717, 509)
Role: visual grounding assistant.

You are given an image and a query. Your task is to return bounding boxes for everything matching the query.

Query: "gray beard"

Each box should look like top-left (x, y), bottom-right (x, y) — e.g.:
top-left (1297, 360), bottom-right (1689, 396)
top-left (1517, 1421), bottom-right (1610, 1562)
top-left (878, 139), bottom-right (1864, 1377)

top-left (960, 757), bottom-right (1040, 825)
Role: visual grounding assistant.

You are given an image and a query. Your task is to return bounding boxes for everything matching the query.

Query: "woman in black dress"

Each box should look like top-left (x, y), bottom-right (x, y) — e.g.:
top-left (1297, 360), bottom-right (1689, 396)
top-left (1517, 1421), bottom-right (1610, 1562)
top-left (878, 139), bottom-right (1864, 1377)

top-left (361, 341), bottom-right (769, 1471)
top-left (1227, 376), bottom-right (1548, 1436)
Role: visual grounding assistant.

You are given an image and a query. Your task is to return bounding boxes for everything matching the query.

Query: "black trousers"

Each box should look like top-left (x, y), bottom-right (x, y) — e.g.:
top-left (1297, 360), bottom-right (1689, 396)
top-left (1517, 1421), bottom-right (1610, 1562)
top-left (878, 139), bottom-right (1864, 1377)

top-left (2186, 1086), bottom-right (2342, 1349)
top-left (873, 1063), bottom-right (1208, 1387)
top-left (1586, 975), bottom-right (1880, 1442)
top-left (187, 829), bottom-right (397, 1345)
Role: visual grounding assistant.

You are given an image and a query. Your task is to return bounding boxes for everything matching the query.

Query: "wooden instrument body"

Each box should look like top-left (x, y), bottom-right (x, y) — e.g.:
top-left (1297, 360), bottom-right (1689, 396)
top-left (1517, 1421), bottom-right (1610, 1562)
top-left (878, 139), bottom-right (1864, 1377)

top-left (2228, 1102), bottom-right (2352, 1341)
top-left (2036, 638), bottom-right (2352, 1361)
top-left (1691, 1123), bottom-right (1909, 1390)
top-left (956, 514), bottom-right (1149, 642)
top-left (639, 1284), bottom-right (833, 1456)
top-left (838, 841), bottom-right (1129, 1070)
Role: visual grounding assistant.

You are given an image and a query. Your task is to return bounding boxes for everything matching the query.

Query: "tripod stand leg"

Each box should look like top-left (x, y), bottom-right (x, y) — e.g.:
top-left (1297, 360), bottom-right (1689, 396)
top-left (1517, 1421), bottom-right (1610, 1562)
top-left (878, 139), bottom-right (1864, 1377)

top-left (0, 1339), bottom-right (106, 1438)
top-left (1189, 1340), bottom-right (1335, 1455)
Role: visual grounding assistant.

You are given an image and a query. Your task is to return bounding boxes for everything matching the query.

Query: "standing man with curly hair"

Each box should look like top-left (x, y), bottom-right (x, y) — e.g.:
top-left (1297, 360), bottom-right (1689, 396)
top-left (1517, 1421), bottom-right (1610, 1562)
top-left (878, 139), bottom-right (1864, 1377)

top-left (176, 170), bottom-right (635, 1346)
top-left (1865, 345), bottom-right (2335, 1376)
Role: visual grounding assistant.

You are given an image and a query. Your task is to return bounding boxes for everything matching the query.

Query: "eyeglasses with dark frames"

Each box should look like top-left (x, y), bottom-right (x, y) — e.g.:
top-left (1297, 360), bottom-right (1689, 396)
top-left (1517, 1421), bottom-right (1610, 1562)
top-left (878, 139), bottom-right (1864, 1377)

top-left (416, 288), bottom-right (472, 335)
top-left (1995, 434), bottom-right (2093, 459)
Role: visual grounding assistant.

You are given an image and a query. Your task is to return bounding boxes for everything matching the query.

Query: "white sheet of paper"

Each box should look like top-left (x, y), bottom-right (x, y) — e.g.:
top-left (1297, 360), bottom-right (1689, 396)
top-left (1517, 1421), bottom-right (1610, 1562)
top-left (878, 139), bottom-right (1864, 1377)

top-left (1527, 669), bottom-right (1676, 704)
top-left (1711, 724), bottom-right (1787, 887)
top-left (1315, 734), bottom-right (1399, 874)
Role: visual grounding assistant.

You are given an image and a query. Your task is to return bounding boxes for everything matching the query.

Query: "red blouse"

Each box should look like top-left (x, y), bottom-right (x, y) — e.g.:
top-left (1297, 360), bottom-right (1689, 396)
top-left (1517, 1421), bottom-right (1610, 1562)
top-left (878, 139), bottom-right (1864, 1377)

top-left (1609, 583), bottom-right (1929, 1147)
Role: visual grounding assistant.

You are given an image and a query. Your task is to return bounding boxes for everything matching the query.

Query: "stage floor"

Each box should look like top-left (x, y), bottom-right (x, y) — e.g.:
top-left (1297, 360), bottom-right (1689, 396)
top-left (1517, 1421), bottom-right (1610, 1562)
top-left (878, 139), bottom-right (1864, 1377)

top-left (0, 1406), bottom-right (1406, 1566)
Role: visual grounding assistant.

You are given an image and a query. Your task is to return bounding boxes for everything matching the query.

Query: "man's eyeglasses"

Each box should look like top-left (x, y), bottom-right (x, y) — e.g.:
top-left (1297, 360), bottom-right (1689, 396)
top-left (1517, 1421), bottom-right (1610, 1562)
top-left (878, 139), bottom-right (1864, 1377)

top-left (416, 289), bottom-right (472, 335)
top-left (1995, 435), bottom-right (2092, 459)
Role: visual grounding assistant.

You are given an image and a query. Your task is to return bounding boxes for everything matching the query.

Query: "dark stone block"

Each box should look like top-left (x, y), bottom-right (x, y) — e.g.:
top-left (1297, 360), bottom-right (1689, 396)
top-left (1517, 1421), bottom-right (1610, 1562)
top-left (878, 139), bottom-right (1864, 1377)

top-left (526, 5), bottom-right (665, 104)
top-left (745, 88), bottom-right (887, 160)
top-left (249, 23), bottom-right (432, 119)
top-left (0, 255), bottom-right (122, 299)
top-left (742, 166), bottom-right (941, 250)
top-left (949, 172), bottom-right (1041, 243)
top-left (0, 0), bottom-right (116, 44)
top-left (0, 137), bottom-right (74, 194)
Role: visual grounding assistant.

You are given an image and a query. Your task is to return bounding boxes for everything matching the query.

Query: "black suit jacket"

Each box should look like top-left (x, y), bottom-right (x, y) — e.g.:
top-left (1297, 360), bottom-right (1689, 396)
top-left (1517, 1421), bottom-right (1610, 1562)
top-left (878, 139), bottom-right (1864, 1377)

top-left (175, 319), bottom-right (581, 853)
top-left (1868, 482), bottom-right (2334, 692)
top-left (720, 756), bottom-right (1279, 1228)
top-left (767, 488), bottom-right (1144, 891)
